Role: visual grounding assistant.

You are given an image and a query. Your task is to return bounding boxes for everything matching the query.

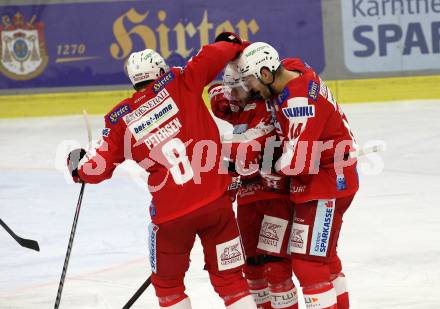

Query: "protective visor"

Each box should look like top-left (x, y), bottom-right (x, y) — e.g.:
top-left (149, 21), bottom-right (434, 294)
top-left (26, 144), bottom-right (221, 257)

top-left (240, 74), bottom-right (263, 92)
top-left (224, 73), bottom-right (264, 102)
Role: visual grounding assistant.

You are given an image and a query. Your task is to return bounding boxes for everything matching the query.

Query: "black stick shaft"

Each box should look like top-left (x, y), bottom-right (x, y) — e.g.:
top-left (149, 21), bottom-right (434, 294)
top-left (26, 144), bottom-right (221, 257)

top-left (0, 218), bottom-right (40, 251)
top-left (54, 182), bottom-right (85, 309)
top-left (122, 276), bottom-right (152, 309)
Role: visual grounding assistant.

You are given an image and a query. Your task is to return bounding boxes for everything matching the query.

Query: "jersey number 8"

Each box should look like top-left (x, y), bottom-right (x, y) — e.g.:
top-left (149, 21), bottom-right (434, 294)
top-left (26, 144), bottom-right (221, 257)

top-left (161, 138), bottom-right (194, 185)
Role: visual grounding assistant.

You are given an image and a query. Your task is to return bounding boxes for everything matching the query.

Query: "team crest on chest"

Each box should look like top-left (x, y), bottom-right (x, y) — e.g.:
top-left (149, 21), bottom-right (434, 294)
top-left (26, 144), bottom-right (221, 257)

top-left (0, 12), bottom-right (48, 80)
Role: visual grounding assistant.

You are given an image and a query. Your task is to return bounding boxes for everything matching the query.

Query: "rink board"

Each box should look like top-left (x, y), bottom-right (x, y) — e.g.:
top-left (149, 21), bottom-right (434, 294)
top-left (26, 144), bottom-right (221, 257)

top-left (1, 75), bottom-right (440, 118)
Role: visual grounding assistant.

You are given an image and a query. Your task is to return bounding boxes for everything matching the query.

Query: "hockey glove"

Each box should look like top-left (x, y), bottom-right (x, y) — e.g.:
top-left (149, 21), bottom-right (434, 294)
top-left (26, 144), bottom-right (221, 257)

top-left (67, 148), bottom-right (86, 183)
top-left (259, 171), bottom-right (289, 192)
top-left (215, 32), bottom-right (250, 48)
top-left (208, 83), bottom-right (233, 121)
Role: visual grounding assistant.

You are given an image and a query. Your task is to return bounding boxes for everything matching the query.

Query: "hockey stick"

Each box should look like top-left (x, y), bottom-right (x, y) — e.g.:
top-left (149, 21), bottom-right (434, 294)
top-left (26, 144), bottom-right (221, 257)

top-left (54, 182), bottom-right (85, 309)
top-left (0, 218), bottom-right (40, 251)
top-left (83, 110), bottom-right (93, 150)
top-left (54, 110), bottom-right (92, 309)
top-left (122, 276), bottom-right (152, 309)
top-left (121, 143), bottom-right (386, 307)
top-left (351, 142), bottom-right (386, 158)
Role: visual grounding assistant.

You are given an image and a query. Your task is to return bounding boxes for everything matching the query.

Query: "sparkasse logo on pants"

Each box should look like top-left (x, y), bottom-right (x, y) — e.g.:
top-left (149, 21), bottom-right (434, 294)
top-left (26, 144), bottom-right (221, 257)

top-left (310, 199), bottom-right (335, 257)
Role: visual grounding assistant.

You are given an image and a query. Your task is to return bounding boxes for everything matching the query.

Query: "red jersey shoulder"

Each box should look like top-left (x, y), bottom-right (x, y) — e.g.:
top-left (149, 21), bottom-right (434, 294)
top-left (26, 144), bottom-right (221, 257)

top-left (281, 58), bottom-right (306, 72)
top-left (286, 72), bottom-right (320, 104)
top-left (281, 58), bottom-right (320, 102)
top-left (106, 98), bottom-right (133, 125)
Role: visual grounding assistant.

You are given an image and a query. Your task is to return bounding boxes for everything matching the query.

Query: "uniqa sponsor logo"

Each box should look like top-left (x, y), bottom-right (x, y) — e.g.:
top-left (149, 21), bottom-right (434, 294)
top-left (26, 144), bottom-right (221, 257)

top-left (282, 105), bottom-right (315, 118)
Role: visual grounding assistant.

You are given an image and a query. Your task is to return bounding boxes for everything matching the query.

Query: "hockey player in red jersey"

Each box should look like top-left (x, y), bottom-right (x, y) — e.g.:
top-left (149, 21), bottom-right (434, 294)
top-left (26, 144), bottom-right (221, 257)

top-left (208, 62), bottom-right (298, 309)
top-left (235, 42), bottom-right (359, 309)
top-left (66, 33), bottom-right (259, 309)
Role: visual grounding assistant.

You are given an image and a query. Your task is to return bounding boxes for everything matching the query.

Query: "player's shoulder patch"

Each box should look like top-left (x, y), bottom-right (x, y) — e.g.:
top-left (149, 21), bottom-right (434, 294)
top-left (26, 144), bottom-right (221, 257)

top-left (152, 70), bottom-right (176, 94)
top-left (106, 100), bottom-right (132, 124)
top-left (307, 80), bottom-right (320, 102)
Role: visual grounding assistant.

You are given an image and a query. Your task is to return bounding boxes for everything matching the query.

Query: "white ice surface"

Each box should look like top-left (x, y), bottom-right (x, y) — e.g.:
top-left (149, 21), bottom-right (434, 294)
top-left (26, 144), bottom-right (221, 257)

top-left (1, 101), bottom-right (440, 308)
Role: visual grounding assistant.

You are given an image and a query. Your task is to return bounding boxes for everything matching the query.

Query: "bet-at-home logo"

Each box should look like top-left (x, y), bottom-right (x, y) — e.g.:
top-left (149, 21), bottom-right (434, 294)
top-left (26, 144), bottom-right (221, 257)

top-left (0, 12), bottom-right (48, 80)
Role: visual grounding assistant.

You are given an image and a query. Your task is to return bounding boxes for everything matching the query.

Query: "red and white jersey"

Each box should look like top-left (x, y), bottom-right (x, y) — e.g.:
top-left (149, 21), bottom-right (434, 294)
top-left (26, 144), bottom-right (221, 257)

top-left (271, 58), bottom-right (359, 203)
top-left (77, 42), bottom-right (244, 224)
top-left (219, 99), bottom-right (289, 206)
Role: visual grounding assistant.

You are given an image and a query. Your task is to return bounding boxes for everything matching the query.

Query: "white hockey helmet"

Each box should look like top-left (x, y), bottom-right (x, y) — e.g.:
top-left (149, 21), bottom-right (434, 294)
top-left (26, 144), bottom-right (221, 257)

top-left (126, 49), bottom-right (169, 85)
top-left (237, 42), bottom-right (280, 80)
